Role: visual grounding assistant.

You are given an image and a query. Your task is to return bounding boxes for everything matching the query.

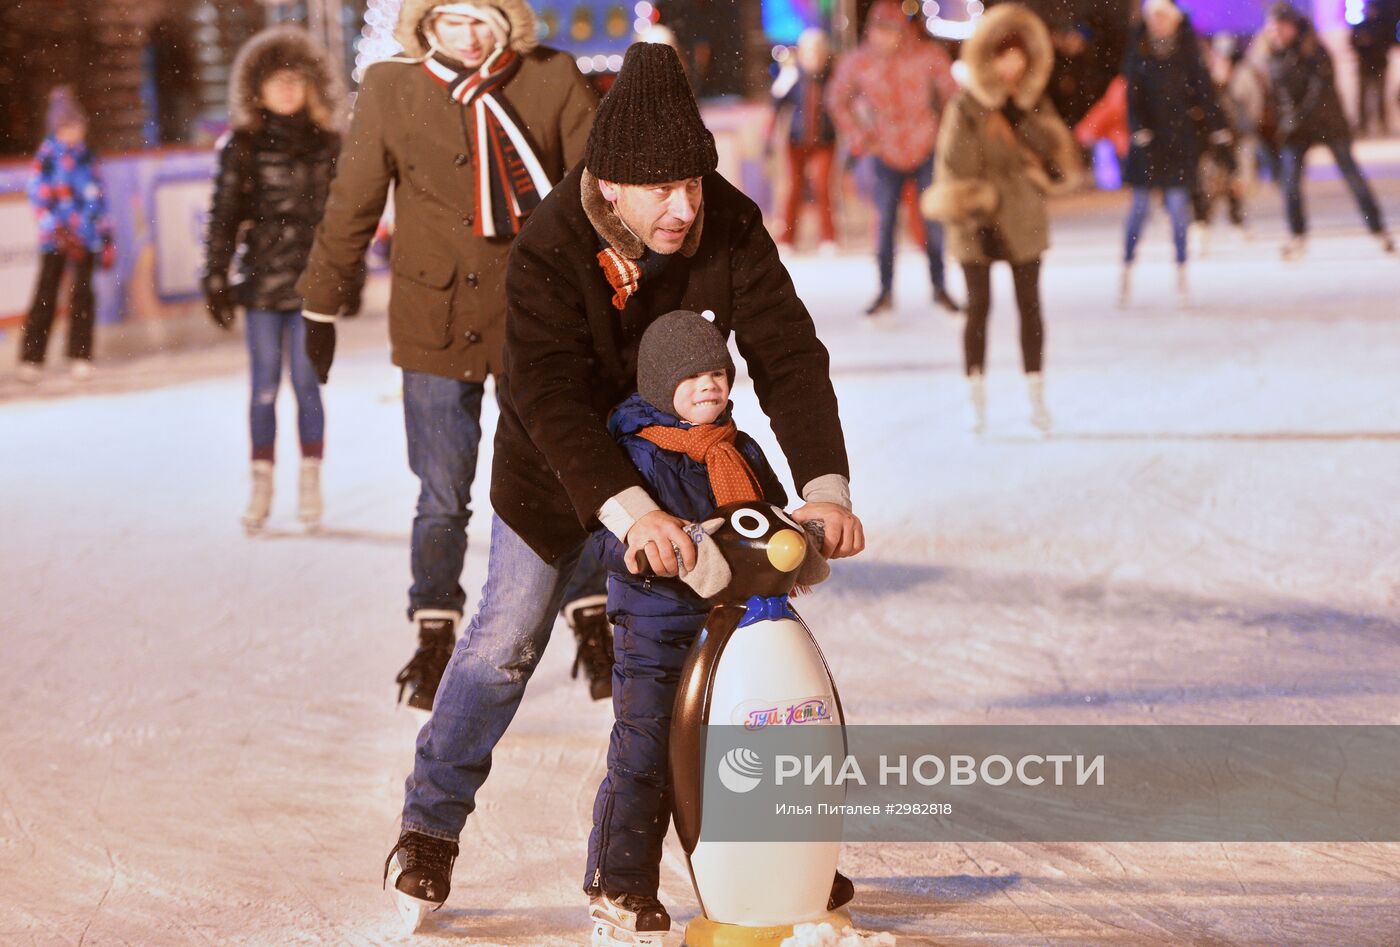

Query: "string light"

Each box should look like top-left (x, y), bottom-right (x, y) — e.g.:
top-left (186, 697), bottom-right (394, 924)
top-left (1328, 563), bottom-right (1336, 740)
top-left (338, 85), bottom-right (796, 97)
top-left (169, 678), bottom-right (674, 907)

top-left (353, 0), bottom-right (404, 83)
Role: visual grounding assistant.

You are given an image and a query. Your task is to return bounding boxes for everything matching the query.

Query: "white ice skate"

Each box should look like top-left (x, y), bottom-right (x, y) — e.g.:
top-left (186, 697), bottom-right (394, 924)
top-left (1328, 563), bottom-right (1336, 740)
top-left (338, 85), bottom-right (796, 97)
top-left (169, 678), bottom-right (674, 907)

top-left (967, 373), bottom-right (988, 435)
top-left (1026, 372), bottom-right (1051, 434)
top-left (297, 457), bottom-right (322, 529)
top-left (589, 892), bottom-right (669, 947)
top-left (242, 460), bottom-right (274, 532)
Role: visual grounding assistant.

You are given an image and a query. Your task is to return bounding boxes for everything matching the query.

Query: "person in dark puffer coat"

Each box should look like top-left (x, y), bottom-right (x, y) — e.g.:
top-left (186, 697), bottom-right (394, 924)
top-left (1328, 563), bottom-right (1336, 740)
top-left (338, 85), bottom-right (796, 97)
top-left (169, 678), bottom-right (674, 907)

top-left (203, 25), bottom-right (344, 531)
top-left (1264, 3), bottom-right (1393, 260)
top-left (583, 311), bottom-right (785, 933)
top-left (1119, 0), bottom-right (1228, 307)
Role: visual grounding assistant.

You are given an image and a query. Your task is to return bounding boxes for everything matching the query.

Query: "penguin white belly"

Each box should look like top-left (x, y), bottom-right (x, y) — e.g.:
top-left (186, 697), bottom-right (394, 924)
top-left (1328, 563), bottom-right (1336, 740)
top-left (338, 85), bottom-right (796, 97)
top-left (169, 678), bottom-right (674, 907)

top-left (691, 615), bottom-right (844, 927)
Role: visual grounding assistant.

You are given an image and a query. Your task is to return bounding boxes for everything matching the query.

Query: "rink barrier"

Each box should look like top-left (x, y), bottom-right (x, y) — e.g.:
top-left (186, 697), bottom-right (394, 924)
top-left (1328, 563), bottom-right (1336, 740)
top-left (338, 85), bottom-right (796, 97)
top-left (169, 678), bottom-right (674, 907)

top-left (0, 146), bottom-right (394, 370)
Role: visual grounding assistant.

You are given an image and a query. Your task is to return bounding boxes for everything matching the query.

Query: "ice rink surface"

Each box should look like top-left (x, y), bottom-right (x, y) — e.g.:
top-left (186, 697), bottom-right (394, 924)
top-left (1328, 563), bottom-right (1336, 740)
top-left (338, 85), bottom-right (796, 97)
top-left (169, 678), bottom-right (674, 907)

top-left (2, 173), bottom-right (1399, 944)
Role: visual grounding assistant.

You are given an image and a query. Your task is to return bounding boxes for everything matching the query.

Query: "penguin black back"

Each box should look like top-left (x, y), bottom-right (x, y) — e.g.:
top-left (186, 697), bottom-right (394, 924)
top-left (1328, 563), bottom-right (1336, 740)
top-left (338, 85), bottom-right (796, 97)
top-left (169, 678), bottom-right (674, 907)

top-left (703, 502), bottom-right (810, 604)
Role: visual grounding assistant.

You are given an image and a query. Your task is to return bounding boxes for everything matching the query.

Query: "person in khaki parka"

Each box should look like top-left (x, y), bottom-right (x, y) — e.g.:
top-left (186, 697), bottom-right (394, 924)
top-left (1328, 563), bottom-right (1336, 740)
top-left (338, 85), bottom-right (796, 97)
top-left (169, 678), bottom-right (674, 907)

top-left (922, 3), bottom-right (1080, 435)
top-left (295, 0), bottom-right (613, 711)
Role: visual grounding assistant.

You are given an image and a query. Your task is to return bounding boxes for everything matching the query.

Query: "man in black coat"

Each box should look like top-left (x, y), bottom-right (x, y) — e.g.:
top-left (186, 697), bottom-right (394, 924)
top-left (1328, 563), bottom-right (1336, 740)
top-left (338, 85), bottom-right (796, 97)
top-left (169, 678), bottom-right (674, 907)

top-left (1265, 3), bottom-right (1394, 259)
top-left (383, 43), bottom-right (865, 915)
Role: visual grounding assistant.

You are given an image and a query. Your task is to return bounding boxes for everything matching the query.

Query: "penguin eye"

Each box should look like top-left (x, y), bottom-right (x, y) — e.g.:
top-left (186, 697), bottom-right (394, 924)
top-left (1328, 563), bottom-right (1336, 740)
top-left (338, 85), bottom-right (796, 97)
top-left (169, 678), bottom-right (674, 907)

top-left (731, 508), bottom-right (770, 538)
top-left (773, 508), bottom-right (800, 532)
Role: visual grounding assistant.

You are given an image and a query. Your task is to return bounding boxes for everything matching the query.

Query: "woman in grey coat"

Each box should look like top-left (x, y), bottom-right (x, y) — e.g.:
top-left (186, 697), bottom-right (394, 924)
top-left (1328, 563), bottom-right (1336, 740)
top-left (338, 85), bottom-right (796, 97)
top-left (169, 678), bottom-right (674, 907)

top-left (923, 3), bottom-right (1080, 433)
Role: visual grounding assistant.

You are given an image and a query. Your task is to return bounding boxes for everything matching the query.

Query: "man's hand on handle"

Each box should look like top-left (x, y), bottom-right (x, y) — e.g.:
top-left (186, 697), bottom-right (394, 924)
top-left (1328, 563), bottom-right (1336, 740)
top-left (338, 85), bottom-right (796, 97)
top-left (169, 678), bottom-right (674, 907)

top-left (792, 502), bottom-right (865, 560)
top-left (624, 510), bottom-right (698, 577)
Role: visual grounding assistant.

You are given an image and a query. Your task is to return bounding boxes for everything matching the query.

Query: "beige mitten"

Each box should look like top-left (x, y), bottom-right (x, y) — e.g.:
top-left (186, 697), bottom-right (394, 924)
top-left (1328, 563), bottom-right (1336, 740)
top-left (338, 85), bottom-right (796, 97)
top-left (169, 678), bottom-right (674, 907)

top-left (678, 519), bottom-right (731, 599)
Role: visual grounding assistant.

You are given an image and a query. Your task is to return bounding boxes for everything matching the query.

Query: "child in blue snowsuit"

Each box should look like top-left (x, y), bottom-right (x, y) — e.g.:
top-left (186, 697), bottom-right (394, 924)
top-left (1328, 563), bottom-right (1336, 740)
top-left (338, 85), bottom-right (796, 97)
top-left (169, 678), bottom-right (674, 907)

top-left (18, 87), bottom-right (113, 380)
top-left (584, 309), bottom-right (788, 938)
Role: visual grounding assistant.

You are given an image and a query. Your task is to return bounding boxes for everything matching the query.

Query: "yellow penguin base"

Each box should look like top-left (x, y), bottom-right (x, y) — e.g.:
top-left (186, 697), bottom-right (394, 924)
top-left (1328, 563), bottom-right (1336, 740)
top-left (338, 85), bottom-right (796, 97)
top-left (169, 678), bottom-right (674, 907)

top-left (683, 909), bottom-right (853, 946)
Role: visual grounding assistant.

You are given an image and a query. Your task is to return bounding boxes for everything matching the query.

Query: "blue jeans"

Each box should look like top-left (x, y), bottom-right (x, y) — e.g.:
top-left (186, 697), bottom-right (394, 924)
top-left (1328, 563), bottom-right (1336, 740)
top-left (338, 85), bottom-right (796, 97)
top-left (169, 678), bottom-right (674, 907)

top-left (246, 308), bottom-right (324, 460)
top-left (870, 155), bottom-right (946, 296)
top-left (402, 513), bottom-right (587, 839)
top-left (1279, 140), bottom-right (1385, 237)
top-left (403, 370), bottom-right (486, 619)
top-left (1123, 187), bottom-right (1191, 265)
top-left (401, 368), bottom-right (607, 618)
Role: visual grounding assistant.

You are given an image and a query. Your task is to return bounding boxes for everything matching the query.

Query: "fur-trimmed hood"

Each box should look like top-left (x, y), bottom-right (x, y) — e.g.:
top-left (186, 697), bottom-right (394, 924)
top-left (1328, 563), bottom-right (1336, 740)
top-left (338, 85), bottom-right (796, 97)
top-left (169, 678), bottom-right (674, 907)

top-left (229, 26), bottom-right (345, 132)
top-left (959, 3), bottom-right (1054, 110)
top-left (395, 0), bottom-right (539, 59)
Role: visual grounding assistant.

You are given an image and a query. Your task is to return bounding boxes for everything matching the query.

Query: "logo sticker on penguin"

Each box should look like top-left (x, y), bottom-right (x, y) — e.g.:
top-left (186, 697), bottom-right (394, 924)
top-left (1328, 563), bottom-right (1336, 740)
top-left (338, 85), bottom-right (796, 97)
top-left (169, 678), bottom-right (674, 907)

top-left (716, 747), bottom-right (765, 794)
top-left (736, 696), bottom-right (835, 730)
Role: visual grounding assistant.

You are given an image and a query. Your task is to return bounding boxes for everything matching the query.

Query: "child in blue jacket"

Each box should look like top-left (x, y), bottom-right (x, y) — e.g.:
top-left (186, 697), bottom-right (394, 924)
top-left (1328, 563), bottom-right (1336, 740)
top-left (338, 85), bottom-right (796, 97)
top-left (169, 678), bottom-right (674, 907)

top-left (583, 309), bottom-right (849, 944)
top-left (18, 87), bottom-right (113, 383)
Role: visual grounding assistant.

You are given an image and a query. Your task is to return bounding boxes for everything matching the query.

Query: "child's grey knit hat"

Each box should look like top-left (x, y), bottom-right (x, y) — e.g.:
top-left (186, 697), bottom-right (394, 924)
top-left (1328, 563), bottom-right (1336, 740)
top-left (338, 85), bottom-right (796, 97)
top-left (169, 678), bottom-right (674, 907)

top-left (637, 310), bottom-right (735, 416)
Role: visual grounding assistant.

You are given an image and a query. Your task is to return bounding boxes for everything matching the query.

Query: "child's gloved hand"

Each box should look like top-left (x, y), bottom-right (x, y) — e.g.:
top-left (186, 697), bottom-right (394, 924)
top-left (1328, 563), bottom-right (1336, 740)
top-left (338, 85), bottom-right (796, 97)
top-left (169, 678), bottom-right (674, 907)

top-left (677, 521), bottom-right (731, 599)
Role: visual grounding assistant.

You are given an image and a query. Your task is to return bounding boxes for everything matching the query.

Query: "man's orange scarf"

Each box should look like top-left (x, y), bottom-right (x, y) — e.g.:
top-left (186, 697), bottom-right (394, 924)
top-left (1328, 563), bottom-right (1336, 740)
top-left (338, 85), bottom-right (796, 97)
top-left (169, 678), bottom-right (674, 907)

top-left (636, 420), bottom-right (762, 506)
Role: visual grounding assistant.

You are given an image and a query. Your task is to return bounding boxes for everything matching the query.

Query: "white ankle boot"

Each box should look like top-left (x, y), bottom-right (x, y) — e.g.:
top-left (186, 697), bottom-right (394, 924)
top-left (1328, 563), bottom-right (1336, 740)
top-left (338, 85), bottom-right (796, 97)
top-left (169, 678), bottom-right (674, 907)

top-left (1176, 264), bottom-right (1191, 308)
top-left (243, 460), bottom-right (274, 531)
top-left (1117, 265), bottom-right (1132, 308)
top-left (968, 373), bottom-right (987, 434)
top-left (298, 457), bottom-right (322, 528)
top-left (1027, 372), bottom-right (1052, 433)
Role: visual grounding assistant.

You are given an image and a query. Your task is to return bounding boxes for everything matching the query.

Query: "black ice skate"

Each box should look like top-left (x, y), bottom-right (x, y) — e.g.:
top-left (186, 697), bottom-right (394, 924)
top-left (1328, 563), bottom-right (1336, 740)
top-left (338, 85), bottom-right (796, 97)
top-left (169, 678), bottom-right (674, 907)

top-left (589, 891), bottom-right (670, 947)
top-left (395, 614), bottom-right (456, 712)
top-left (565, 595), bottom-right (614, 701)
top-left (828, 870), bottom-right (855, 911)
top-left (863, 292), bottom-right (892, 317)
top-left (383, 830), bottom-right (458, 933)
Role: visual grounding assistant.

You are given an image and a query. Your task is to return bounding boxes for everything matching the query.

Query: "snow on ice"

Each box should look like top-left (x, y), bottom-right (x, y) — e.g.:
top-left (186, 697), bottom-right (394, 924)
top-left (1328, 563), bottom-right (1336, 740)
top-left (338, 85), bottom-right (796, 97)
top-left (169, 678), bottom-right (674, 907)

top-left (782, 922), bottom-right (898, 946)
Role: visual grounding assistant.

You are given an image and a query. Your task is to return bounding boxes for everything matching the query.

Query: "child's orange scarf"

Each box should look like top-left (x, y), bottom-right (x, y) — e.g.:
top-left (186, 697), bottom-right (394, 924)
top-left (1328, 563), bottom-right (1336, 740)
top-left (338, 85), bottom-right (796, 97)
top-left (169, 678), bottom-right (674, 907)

top-left (636, 420), bottom-right (762, 506)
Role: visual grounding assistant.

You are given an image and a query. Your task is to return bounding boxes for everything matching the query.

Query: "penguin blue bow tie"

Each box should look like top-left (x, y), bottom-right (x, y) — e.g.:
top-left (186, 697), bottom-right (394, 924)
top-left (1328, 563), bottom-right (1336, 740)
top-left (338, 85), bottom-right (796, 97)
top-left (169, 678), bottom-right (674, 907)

top-left (738, 594), bottom-right (797, 628)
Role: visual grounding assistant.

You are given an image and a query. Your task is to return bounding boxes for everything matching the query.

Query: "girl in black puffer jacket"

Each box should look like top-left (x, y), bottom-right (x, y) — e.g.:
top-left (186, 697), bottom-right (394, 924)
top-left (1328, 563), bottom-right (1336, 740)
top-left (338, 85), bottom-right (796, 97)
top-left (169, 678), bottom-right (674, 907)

top-left (1119, 0), bottom-right (1227, 308)
top-left (203, 26), bottom-right (344, 531)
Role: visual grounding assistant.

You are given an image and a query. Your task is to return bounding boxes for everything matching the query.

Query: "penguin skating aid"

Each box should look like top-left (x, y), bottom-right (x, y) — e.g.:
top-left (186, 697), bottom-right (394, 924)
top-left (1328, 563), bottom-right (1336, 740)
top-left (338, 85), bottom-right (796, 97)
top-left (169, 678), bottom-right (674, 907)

top-left (669, 501), bottom-right (853, 945)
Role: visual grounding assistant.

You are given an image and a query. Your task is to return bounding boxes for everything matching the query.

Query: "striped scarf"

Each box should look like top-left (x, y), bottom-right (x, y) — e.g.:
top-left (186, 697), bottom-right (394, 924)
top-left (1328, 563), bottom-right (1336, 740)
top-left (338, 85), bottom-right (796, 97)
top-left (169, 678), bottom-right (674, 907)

top-left (636, 420), bottom-right (763, 507)
top-left (597, 247), bottom-right (642, 310)
top-left (424, 50), bottom-right (552, 237)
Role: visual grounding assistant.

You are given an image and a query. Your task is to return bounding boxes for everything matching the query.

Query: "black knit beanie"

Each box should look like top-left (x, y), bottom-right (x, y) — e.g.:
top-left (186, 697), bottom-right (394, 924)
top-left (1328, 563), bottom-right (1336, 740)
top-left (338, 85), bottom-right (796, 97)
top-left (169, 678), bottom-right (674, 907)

top-left (637, 310), bottom-right (735, 415)
top-left (585, 43), bottom-right (718, 185)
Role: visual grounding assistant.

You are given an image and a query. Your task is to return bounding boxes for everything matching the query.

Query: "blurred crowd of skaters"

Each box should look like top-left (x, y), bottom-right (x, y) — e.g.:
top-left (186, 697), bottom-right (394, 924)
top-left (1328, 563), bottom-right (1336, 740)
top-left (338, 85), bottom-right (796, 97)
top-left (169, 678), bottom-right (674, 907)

top-left (770, 0), bottom-right (1396, 314)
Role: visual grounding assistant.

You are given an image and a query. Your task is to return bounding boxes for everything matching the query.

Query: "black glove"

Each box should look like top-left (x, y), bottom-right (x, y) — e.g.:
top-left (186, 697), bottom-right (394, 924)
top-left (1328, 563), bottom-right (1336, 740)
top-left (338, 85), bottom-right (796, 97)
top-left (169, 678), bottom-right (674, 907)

top-left (201, 273), bottom-right (236, 330)
top-left (339, 262), bottom-right (367, 319)
top-left (303, 317), bottom-right (336, 384)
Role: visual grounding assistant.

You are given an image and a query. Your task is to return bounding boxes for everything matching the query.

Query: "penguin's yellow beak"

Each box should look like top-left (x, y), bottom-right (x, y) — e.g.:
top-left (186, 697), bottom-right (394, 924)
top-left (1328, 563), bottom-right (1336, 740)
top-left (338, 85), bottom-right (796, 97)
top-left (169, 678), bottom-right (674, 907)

top-left (766, 529), bottom-right (806, 572)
